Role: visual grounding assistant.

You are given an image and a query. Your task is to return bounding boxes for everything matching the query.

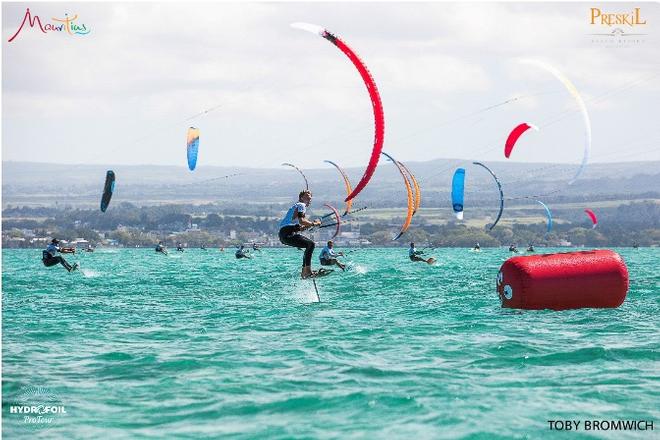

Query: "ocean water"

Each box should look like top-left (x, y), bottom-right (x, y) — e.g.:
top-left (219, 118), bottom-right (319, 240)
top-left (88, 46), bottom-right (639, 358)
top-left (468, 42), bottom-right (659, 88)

top-left (2, 247), bottom-right (658, 439)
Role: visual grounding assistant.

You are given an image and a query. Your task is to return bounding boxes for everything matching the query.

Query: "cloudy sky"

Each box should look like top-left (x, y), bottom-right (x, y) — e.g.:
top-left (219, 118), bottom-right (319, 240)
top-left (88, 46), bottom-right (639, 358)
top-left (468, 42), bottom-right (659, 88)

top-left (3, 1), bottom-right (659, 171)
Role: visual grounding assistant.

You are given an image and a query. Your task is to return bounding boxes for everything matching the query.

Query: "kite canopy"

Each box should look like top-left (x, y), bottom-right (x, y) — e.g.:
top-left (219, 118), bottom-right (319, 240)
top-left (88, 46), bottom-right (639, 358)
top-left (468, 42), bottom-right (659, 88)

top-left (186, 127), bottom-right (200, 171)
top-left (100, 170), bottom-right (115, 213)
top-left (398, 161), bottom-right (421, 216)
top-left (584, 208), bottom-right (598, 228)
top-left (472, 162), bottom-right (504, 230)
top-left (451, 168), bottom-right (466, 220)
top-left (324, 160), bottom-right (353, 216)
top-left (292, 22), bottom-right (384, 202)
top-left (382, 152), bottom-right (414, 240)
top-left (290, 22), bottom-right (324, 35)
top-left (323, 203), bottom-right (341, 239)
top-left (537, 200), bottom-right (553, 235)
top-left (504, 123), bottom-right (538, 159)
top-left (282, 162), bottom-right (309, 190)
top-left (520, 59), bottom-right (591, 184)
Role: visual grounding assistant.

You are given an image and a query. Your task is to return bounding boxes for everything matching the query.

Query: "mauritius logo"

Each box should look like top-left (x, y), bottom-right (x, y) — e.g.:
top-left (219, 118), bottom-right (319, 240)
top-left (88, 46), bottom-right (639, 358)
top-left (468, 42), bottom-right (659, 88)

top-left (8, 8), bottom-right (90, 42)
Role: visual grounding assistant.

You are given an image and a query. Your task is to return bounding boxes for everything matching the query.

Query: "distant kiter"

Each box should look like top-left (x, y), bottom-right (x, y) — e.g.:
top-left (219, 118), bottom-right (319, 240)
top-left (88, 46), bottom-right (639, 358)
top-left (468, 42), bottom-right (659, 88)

top-left (409, 242), bottom-right (435, 265)
top-left (42, 238), bottom-right (78, 272)
top-left (235, 245), bottom-right (252, 259)
top-left (319, 240), bottom-right (346, 271)
top-left (155, 241), bottom-right (168, 255)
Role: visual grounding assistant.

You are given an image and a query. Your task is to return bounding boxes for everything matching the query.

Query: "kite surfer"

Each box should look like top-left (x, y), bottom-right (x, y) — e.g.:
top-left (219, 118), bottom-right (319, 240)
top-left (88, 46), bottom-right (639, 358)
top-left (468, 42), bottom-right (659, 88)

top-left (473, 242), bottom-right (481, 251)
top-left (527, 244), bottom-right (535, 252)
top-left (319, 240), bottom-right (346, 271)
top-left (176, 243), bottom-right (185, 252)
top-left (155, 241), bottom-right (168, 255)
top-left (509, 244), bottom-right (518, 253)
top-left (409, 242), bottom-right (434, 264)
top-left (278, 190), bottom-right (321, 279)
top-left (42, 239), bottom-right (78, 272)
top-left (156, 241), bottom-right (168, 255)
top-left (235, 245), bottom-right (252, 259)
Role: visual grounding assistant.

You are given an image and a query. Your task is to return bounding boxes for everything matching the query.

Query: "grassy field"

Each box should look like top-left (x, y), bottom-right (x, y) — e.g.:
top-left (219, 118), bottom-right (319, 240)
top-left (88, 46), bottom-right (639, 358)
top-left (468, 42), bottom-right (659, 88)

top-left (5, 199), bottom-right (658, 227)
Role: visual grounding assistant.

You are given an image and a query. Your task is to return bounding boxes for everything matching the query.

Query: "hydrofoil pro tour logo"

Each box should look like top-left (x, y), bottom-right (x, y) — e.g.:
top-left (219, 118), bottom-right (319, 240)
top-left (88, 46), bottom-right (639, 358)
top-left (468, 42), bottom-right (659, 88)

top-left (6, 385), bottom-right (67, 433)
top-left (8, 8), bottom-right (90, 42)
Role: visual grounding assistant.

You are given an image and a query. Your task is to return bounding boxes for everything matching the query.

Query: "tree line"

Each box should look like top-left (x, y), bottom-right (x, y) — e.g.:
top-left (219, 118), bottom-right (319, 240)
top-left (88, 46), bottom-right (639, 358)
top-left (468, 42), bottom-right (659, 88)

top-left (3, 201), bottom-right (658, 247)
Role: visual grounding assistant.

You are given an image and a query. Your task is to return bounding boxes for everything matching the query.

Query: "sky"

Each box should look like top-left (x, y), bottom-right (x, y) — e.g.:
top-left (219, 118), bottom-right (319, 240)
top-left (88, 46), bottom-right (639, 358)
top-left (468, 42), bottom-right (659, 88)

top-left (2, 1), bottom-right (660, 170)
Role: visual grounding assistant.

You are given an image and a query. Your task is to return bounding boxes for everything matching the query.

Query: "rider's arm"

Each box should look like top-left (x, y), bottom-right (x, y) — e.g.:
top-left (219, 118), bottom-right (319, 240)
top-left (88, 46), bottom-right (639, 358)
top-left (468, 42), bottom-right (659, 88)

top-left (295, 209), bottom-right (320, 230)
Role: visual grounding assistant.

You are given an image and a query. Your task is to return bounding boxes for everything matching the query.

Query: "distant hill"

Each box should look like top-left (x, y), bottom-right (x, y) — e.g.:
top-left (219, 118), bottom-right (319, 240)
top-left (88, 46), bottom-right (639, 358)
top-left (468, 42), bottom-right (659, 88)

top-left (3, 160), bottom-right (659, 208)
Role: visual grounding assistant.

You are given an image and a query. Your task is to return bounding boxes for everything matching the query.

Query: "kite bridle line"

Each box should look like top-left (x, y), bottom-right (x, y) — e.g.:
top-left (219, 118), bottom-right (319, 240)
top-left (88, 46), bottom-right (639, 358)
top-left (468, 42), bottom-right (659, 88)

top-left (240, 70), bottom-right (658, 185)
top-left (166, 68), bottom-right (653, 199)
top-left (320, 205), bottom-right (368, 220)
top-left (308, 206), bottom-right (369, 234)
top-left (419, 70), bottom-right (659, 188)
top-left (499, 140), bottom-right (660, 191)
top-left (292, 70), bottom-right (658, 226)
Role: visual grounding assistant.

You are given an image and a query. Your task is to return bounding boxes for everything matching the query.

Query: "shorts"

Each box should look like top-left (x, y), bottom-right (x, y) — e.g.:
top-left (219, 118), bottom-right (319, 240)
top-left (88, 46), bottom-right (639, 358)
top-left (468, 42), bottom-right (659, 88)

top-left (320, 258), bottom-right (336, 266)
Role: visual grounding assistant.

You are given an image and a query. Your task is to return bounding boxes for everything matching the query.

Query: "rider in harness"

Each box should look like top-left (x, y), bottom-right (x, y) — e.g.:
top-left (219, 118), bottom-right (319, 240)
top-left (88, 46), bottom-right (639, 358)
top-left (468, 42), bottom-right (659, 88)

top-left (42, 238), bottom-right (77, 272)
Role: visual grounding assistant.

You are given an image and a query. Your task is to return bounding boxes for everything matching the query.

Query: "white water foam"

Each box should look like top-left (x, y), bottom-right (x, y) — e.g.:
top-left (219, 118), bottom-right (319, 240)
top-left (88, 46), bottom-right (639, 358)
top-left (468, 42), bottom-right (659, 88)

top-left (81, 269), bottom-right (100, 278)
top-left (291, 279), bottom-right (321, 304)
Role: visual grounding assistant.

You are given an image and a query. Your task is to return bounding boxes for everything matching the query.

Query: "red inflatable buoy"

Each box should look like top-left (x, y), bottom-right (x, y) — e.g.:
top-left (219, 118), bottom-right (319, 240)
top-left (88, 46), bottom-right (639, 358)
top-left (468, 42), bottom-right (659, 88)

top-left (497, 250), bottom-right (629, 310)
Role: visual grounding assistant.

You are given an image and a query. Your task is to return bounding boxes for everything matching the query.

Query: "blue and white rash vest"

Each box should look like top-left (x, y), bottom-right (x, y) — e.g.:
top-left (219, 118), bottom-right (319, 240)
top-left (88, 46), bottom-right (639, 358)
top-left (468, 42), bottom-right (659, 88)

top-left (279, 202), bottom-right (306, 230)
top-left (319, 246), bottom-right (337, 261)
top-left (46, 243), bottom-right (61, 258)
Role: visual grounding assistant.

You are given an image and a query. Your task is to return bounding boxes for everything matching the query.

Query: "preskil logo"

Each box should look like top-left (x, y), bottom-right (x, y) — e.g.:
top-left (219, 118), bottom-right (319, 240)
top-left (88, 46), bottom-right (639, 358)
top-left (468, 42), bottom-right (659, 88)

top-left (8, 8), bottom-right (90, 42)
top-left (590, 7), bottom-right (646, 27)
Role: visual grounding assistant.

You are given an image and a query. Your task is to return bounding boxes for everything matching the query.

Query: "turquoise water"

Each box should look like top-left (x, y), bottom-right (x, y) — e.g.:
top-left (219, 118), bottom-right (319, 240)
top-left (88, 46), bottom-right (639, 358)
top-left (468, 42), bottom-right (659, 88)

top-left (2, 248), bottom-right (659, 439)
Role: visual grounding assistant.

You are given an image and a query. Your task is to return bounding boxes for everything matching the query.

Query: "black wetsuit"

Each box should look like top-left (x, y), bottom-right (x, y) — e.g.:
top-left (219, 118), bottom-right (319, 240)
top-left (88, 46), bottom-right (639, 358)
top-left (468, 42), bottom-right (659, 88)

top-left (279, 225), bottom-right (314, 267)
top-left (235, 250), bottom-right (250, 259)
top-left (409, 247), bottom-right (426, 262)
top-left (42, 250), bottom-right (73, 271)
